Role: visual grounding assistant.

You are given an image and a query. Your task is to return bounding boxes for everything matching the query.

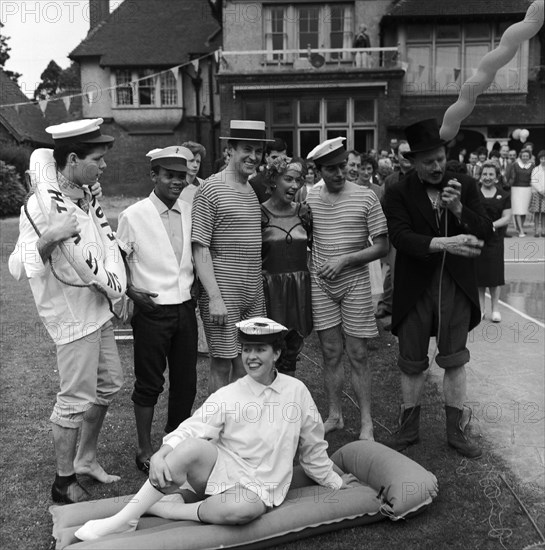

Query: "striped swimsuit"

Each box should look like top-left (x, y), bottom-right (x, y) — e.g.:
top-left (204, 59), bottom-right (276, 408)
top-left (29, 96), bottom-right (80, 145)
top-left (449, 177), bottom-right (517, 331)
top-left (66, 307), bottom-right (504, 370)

top-left (306, 183), bottom-right (388, 338)
top-left (192, 175), bottom-right (265, 358)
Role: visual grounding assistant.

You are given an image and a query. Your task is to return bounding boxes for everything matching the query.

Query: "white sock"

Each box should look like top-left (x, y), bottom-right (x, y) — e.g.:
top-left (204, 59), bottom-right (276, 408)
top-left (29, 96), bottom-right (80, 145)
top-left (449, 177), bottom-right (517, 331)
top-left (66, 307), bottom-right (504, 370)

top-left (147, 494), bottom-right (202, 521)
top-left (75, 481), bottom-right (164, 541)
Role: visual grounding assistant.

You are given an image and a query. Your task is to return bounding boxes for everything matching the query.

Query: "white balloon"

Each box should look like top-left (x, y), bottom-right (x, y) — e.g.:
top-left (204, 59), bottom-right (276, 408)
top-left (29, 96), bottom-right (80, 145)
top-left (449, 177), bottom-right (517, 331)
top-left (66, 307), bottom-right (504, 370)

top-left (520, 129), bottom-right (530, 142)
top-left (512, 128), bottom-right (521, 140)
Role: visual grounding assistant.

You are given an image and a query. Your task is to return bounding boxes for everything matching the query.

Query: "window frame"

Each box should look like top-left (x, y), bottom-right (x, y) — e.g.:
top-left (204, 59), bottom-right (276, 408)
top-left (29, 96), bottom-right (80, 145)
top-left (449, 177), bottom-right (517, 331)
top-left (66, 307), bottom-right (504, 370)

top-left (403, 22), bottom-right (527, 94)
top-left (112, 68), bottom-right (182, 108)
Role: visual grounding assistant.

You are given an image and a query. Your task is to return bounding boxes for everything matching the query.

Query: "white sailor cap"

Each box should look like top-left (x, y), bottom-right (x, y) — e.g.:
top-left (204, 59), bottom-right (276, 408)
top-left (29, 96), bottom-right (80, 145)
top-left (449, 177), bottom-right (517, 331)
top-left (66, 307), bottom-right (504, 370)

top-left (220, 120), bottom-right (275, 142)
top-left (236, 317), bottom-right (288, 344)
top-left (306, 137), bottom-right (348, 166)
top-left (46, 118), bottom-right (114, 146)
top-left (146, 146), bottom-right (193, 172)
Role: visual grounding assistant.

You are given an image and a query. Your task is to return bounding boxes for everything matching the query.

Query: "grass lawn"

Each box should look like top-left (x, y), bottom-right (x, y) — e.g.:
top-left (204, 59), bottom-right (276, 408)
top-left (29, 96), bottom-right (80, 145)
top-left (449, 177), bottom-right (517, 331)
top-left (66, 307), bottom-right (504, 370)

top-left (1, 196), bottom-right (543, 550)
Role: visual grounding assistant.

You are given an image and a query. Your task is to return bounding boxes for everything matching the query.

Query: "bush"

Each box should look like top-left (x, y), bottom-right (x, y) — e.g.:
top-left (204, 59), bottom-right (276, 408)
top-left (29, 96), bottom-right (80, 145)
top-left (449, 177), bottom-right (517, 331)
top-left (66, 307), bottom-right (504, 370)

top-left (0, 160), bottom-right (27, 217)
top-left (0, 144), bottom-right (31, 181)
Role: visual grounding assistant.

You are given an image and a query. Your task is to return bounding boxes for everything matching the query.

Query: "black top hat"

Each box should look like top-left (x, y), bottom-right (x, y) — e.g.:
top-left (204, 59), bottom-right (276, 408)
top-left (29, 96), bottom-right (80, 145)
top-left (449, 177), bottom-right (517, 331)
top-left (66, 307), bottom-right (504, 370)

top-left (403, 119), bottom-right (448, 157)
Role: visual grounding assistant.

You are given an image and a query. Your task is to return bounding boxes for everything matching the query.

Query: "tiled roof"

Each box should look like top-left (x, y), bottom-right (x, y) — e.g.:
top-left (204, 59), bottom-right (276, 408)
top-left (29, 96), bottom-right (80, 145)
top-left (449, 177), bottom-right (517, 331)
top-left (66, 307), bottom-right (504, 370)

top-left (0, 70), bottom-right (52, 145)
top-left (70, 0), bottom-right (222, 66)
top-left (386, 0), bottom-right (528, 18)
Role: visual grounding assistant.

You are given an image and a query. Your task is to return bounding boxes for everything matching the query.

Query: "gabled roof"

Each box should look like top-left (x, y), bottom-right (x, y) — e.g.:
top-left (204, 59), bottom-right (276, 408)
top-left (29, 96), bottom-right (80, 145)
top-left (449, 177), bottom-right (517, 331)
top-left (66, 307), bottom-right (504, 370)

top-left (0, 69), bottom-right (52, 145)
top-left (385, 0), bottom-right (527, 18)
top-left (70, 0), bottom-right (222, 66)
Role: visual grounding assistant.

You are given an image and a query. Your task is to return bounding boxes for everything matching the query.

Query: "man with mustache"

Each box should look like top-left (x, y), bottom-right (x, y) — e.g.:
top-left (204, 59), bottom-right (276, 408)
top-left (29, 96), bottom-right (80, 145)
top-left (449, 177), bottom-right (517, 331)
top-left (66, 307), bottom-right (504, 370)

top-left (192, 121), bottom-right (271, 393)
top-left (306, 137), bottom-right (388, 440)
top-left (383, 119), bottom-right (493, 458)
top-left (116, 146), bottom-right (198, 476)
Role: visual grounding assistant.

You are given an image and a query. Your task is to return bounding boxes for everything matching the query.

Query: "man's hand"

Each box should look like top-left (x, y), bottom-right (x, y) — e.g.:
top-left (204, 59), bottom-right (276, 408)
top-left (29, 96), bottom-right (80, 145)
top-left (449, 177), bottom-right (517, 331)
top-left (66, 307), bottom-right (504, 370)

top-left (317, 257), bottom-right (346, 281)
top-left (209, 294), bottom-right (228, 325)
top-left (126, 285), bottom-right (159, 312)
top-left (47, 198), bottom-right (80, 242)
top-left (149, 446), bottom-right (174, 489)
top-left (440, 179), bottom-right (463, 217)
top-left (433, 234), bottom-right (484, 257)
top-left (88, 182), bottom-right (102, 198)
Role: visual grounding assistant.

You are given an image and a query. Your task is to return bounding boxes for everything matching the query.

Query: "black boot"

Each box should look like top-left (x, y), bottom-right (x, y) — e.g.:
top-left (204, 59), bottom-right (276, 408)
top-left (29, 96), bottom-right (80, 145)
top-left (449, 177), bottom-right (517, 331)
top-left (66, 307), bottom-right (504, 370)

top-left (445, 406), bottom-right (482, 459)
top-left (276, 329), bottom-right (304, 374)
top-left (385, 405), bottom-right (421, 452)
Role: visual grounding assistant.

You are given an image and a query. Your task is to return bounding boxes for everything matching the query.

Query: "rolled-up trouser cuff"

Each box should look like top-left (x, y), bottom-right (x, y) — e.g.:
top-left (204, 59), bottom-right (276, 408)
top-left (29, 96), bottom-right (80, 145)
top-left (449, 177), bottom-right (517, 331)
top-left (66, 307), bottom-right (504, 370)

top-left (398, 356), bottom-right (429, 375)
top-left (436, 348), bottom-right (470, 369)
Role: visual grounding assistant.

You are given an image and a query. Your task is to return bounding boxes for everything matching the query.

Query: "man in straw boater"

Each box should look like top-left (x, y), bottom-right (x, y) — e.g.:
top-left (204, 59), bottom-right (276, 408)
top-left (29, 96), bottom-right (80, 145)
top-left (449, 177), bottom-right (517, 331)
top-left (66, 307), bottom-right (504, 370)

top-left (116, 146), bottom-right (198, 476)
top-left (8, 119), bottom-right (124, 503)
top-left (191, 120), bottom-right (272, 393)
top-left (382, 119), bottom-right (493, 458)
top-left (306, 137), bottom-right (389, 441)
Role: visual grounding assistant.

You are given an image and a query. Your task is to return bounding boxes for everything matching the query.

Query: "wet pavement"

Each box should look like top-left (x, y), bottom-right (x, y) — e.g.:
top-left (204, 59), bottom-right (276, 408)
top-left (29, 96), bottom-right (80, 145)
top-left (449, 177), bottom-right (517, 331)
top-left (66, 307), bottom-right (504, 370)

top-left (429, 236), bottom-right (545, 489)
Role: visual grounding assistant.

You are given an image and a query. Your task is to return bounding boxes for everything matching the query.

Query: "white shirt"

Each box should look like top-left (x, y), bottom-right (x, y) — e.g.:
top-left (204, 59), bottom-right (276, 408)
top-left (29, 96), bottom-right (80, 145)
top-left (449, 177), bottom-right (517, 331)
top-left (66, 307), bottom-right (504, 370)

top-left (8, 185), bottom-right (113, 344)
top-left (117, 194), bottom-right (194, 305)
top-left (163, 373), bottom-right (343, 507)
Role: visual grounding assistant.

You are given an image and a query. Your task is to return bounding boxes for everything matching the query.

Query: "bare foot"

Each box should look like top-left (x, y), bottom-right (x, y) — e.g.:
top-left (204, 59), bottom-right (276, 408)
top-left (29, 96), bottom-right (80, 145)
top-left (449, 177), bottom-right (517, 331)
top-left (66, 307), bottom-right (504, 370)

top-left (74, 461), bottom-right (120, 484)
top-left (323, 417), bottom-right (344, 435)
top-left (358, 425), bottom-right (375, 441)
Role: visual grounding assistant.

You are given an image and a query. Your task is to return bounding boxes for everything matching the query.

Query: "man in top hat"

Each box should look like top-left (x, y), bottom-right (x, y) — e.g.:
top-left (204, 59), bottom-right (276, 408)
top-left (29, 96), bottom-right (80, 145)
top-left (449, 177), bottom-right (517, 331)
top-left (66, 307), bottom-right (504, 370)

top-left (192, 120), bottom-right (272, 393)
top-left (306, 137), bottom-right (389, 440)
top-left (8, 118), bottom-right (124, 503)
top-left (382, 118), bottom-right (493, 458)
top-left (116, 145), bottom-right (198, 475)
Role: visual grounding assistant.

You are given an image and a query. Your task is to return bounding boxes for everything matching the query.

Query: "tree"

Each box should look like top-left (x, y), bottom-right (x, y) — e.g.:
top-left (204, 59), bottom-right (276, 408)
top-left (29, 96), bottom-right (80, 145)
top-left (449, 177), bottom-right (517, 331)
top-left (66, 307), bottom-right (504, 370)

top-left (0, 22), bottom-right (22, 84)
top-left (33, 60), bottom-right (81, 100)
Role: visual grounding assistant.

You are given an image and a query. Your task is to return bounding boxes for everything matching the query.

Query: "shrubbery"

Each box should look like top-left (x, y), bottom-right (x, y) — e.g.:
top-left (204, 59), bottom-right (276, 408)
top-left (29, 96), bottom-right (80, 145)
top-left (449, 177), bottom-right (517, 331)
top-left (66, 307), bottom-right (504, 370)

top-left (0, 160), bottom-right (27, 217)
top-left (0, 144), bottom-right (30, 181)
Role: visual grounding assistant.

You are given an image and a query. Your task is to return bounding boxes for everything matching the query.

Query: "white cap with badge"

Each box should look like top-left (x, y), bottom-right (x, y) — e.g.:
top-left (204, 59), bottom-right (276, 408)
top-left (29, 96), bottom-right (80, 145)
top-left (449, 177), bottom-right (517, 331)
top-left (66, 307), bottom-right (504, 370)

top-left (236, 317), bottom-right (288, 344)
top-left (306, 137), bottom-right (348, 166)
top-left (146, 146), bottom-right (193, 172)
top-left (46, 118), bottom-right (114, 146)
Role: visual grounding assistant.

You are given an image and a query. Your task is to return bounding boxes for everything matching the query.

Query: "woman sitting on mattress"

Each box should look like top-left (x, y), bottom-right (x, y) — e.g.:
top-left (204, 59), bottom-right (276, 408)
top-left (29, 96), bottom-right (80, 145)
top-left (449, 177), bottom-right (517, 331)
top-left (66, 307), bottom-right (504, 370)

top-left (75, 317), bottom-right (355, 541)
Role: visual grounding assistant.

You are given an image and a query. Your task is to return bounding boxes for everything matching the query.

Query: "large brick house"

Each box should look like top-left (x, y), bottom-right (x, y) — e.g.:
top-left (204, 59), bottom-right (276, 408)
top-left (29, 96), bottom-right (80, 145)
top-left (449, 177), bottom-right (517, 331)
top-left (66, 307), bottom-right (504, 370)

top-left (217, 0), bottom-right (544, 157)
top-left (70, 0), bottom-right (222, 195)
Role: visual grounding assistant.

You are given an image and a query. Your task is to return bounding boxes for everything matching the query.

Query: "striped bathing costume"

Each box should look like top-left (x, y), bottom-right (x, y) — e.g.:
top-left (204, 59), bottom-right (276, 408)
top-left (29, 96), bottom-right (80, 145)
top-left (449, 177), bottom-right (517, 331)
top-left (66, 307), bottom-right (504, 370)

top-left (192, 175), bottom-right (265, 358)
top-left (306, 183), bottom-right (388, 338)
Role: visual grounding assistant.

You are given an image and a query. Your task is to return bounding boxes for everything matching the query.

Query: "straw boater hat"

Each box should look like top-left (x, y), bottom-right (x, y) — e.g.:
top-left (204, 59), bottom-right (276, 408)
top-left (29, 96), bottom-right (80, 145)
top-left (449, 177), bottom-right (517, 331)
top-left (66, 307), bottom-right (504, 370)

top-left (46, 118), bottom-right (114, 146)
top-left (146, 146), bottom-right (193, 172)
top-left (306, 137), bottom-right (348, 166)
top-left (403, 119), bottom-right (449, 158)
top-left (220, 120), bottom-right (275, 142)
top-left (236, 317), bottom-right (288, 345)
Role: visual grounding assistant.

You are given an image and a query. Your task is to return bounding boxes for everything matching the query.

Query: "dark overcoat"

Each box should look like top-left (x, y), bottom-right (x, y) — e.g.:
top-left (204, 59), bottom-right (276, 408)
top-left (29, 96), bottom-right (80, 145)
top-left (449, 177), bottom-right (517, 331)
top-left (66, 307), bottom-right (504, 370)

top-left (383, 170), bottom-right (494, 335)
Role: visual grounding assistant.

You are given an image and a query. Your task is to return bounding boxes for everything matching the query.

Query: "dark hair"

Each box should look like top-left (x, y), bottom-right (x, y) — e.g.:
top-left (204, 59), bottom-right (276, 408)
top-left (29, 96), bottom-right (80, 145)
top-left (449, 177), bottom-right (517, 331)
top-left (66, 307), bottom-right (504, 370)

top-left (181, 141), bottom-right (207, 159)
top-left (347, 149), bottom-right (361, 159)
top-left (360, 153), bottom-right (378, 172)
top-left (537, 149), bottom-right (545, 160)
top-left (446, 160), bottom-right (468, 175)
top-left (489, 149), bottom-right (500, 159)
top-left (480, 161), bottom-right (500, 178)
top-left (476, 146), bottom-right (488, 157)
top-left (53, 142), bottom-right (112, 170)
top-left (266, 138), bottom-right (287, 155)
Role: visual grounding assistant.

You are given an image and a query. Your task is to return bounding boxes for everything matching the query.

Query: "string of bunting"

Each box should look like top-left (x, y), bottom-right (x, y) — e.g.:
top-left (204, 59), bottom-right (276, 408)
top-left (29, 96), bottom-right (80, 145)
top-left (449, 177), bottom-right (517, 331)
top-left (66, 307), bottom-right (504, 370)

top-left (0, 50), bottom-right (218, 112)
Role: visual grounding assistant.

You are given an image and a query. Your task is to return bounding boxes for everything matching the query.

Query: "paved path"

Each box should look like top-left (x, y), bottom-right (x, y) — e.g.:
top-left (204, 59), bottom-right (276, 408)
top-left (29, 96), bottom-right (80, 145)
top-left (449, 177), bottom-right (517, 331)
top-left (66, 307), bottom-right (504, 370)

top-left (429, 236), bottom-right (545, 490)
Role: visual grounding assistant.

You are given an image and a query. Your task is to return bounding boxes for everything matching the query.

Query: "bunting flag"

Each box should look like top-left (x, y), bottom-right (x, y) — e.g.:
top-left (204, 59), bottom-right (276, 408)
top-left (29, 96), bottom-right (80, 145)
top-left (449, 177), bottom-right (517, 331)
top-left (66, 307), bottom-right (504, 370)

top-left (62, 96), bottom-right (71, 111)
top-left (0, 50), bottom-right (217, 110)
top-left (170, 68), bottom-right (180, 81)
top-left (453, 68), bottom-right (461, 81)
top-left (418, 64), bottom-right (425, 77)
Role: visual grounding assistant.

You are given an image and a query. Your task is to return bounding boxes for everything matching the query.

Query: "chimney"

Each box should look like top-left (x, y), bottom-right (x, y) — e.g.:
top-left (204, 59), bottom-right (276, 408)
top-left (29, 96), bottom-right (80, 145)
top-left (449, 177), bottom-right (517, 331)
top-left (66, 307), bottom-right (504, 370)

top-left (89, 0), bottom-right (110, 32)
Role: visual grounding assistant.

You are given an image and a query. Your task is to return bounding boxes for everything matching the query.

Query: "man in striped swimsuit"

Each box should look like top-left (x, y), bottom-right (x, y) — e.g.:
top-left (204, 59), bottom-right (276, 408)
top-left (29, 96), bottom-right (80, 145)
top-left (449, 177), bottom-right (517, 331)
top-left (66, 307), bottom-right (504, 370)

top-left (306, 137), bottom-right (389, 440)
